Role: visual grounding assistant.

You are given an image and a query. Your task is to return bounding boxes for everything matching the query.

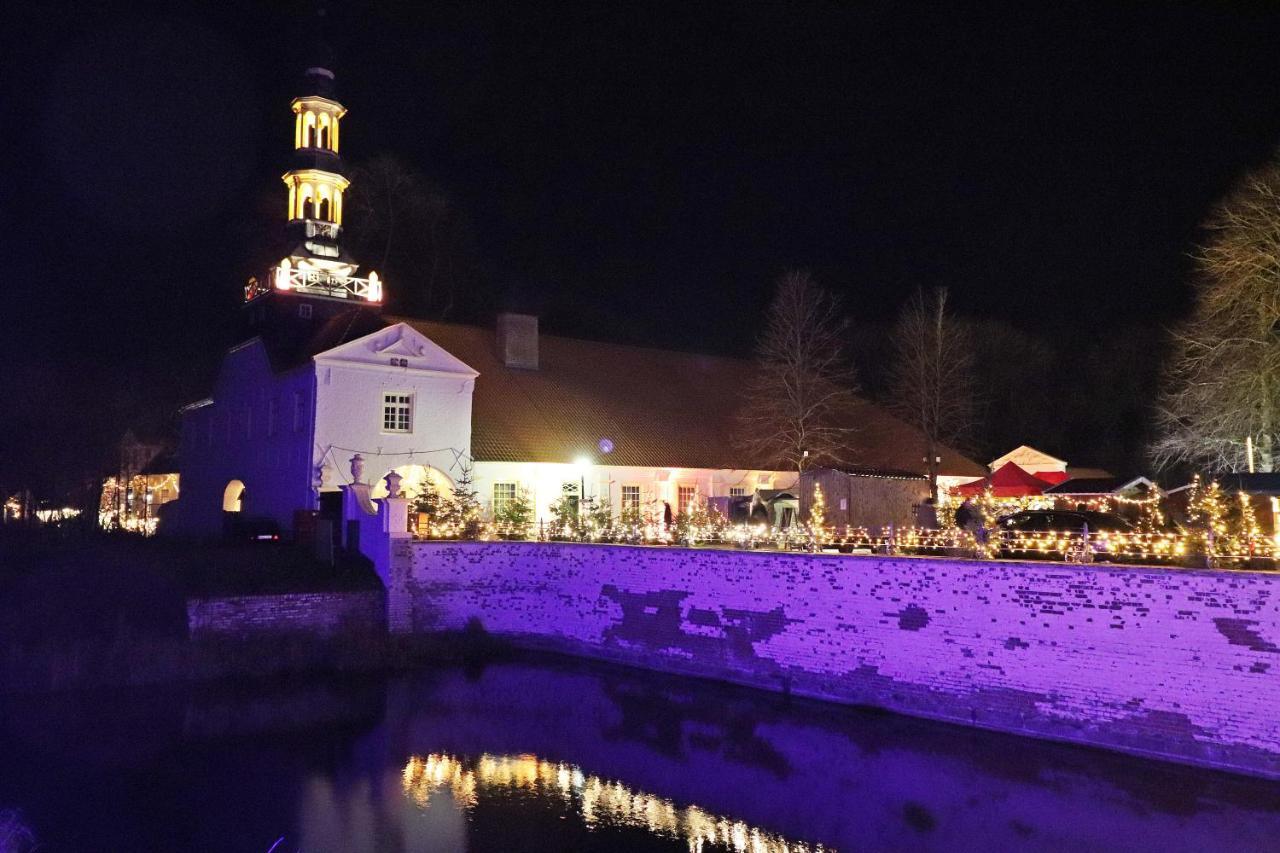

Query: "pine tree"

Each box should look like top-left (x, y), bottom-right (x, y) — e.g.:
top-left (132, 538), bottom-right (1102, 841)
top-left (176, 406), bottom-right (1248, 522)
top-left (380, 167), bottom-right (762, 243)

top-left (494, 487), bottom-right (533, 536)
top-left (443, 460), bottom-right (482, 538)
top-left (808, 482), bottom-right (828, 544)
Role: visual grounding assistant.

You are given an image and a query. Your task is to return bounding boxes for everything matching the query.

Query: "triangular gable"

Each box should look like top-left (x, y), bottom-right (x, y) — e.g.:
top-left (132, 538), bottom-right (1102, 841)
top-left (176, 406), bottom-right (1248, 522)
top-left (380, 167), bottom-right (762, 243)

top-left (989, 445), bottom-right (1068, 473)
top-left (1115, 476), bottom-right (1159, 495)
top-left (314, 322), bottom-right (479, 377)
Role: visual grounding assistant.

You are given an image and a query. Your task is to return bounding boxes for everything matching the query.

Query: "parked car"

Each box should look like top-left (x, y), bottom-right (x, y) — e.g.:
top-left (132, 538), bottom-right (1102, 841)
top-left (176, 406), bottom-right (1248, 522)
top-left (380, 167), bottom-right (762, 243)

top-left (995, 510), bottom-right (1133, 560)
top-left (228, 516), bottom-right (282, 543)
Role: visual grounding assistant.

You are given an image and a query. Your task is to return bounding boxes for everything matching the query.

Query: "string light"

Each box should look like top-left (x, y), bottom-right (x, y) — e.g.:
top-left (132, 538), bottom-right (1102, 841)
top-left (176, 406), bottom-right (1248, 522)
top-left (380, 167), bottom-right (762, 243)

top-left (401, 471), bottom-right (1274, 566)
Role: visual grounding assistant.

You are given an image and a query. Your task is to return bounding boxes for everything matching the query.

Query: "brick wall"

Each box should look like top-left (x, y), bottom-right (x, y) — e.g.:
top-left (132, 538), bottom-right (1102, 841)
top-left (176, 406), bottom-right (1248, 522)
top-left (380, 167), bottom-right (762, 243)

top-left (391, 540), bottom-right (1280, 778)
top-left (187, 590), bottom-right (385, 638)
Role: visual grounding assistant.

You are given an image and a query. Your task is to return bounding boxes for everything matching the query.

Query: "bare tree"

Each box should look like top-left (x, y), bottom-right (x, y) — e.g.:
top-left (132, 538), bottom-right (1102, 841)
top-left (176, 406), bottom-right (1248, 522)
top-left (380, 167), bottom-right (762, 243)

top-left (1152, 158), bottom-right (1280, 473)
top-left (737, 271), bottom-right (860, 474)
top-left (344, 154), bottom-right (478, 318)
top-left (345, 154), bottom-right (432, 273)
top-left (888, 287), bottom-right (976, 499)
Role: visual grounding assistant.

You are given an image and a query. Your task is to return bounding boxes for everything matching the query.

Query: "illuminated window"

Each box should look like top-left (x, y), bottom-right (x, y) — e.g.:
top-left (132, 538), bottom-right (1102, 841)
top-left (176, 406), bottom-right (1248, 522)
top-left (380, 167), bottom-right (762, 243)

top-left (382, 393), bottom-right (412, 433)
top-left (729, 487), bottom-right (746, 497)
top-left (493, 483), bottom-right (517, 517)
top-left (621, 485), bottom-right (641, 514)
top-left (677, 485), bottom-right (696, 516)
top-left (293, 391), bottom-right (306, 433)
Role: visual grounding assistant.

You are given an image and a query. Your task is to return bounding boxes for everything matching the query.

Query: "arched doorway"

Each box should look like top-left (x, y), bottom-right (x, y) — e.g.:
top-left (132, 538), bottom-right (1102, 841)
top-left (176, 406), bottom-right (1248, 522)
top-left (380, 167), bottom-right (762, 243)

top-left (222, 479), bottom-right (246, 513)
top-left (370, 464), bottom-right (454, 500)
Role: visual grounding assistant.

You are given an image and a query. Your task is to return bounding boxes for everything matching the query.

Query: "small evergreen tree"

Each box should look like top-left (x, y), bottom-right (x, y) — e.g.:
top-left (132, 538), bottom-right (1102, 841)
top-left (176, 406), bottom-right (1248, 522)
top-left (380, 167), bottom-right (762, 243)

top-left (411, 477), bottom-right (444, 520)
top-left (494, 486), bottom-right (534, 537)
top-left (808, 483), bottom-right (829, 545)
top-left (443, 460), bottom-right (482, 538)
top-left (548, 483), bottom-right (580, 539)
top-left (674, 495), bottom-right (728, 544)
top-left (584, 495), bottom-right (614, 539)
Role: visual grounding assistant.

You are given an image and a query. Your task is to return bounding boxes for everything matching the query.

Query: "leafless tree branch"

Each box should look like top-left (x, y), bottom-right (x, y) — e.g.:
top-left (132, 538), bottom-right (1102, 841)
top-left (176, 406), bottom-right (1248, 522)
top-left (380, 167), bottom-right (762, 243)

top-left (1151, 160), bottom-right (1280, 473)
top-left (888, 287), bottom-right (977, 498)
top-left (736, 271), bottom-right (860, 473)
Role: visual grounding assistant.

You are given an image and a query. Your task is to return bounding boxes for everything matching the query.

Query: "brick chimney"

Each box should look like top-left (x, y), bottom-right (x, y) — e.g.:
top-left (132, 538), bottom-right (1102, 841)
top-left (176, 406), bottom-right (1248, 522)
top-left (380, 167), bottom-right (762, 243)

top-left (496, 312), bottom-right (539, 369)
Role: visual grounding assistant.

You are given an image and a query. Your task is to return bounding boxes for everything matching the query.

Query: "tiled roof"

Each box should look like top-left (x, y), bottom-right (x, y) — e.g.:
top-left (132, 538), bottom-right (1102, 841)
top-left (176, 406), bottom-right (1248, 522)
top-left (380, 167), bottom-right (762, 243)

top-left (1065, 467), bottom-right (1114, 480)
top-left (260, 306), bottom-right (388, 373)
top-left (391, 317), bottom-right (985, 477)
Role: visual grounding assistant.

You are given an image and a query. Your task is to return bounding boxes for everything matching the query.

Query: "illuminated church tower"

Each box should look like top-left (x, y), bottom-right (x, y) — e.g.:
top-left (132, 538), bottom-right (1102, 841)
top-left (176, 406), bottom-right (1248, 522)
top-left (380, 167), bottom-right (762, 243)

top-left (244, 40), bottom-right (382, 323)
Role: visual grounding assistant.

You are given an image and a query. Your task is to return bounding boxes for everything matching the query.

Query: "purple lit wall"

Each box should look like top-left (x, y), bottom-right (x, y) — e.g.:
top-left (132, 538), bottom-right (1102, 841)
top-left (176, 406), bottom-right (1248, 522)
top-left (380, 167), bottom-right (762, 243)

top-left (187, 591), bottom-right (385, 638)
top-left (391, 541), bottom-right (1280, 778)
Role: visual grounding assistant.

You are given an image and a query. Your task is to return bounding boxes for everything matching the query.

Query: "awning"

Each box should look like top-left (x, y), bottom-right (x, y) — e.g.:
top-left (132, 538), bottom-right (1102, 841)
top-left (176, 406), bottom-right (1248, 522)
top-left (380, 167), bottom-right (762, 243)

top-left (952, 462), bottom-right (1058, 497)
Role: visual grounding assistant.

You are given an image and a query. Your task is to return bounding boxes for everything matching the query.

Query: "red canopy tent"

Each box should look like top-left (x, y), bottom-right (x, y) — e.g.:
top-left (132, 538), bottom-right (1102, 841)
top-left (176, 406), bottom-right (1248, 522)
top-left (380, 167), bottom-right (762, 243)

top-left (952, 462), bottom-right (1058, 497)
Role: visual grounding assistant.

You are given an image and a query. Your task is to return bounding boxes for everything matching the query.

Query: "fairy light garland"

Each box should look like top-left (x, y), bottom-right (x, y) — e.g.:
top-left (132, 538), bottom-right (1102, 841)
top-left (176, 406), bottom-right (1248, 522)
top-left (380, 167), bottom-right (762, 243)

top-left (401, 472), bottom-right (1274, 565)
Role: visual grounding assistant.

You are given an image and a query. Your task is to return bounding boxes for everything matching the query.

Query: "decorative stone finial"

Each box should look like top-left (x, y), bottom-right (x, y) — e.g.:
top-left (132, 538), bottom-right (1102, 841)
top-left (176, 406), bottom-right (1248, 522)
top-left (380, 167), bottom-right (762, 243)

top-left (384, 469), bottom-right (404, 498)
top-left (349, 453), bottom-right (365, 484)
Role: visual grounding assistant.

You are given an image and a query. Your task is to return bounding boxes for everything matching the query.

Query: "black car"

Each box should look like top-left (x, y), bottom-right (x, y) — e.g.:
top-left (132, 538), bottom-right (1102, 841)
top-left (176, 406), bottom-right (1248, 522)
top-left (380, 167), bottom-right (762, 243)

top-left (996, 510), bottom-right (1133, 559)
top-left (997, 510), bottom-right (1133, 533)
top-left (227, 515), bottom-right (283, 543)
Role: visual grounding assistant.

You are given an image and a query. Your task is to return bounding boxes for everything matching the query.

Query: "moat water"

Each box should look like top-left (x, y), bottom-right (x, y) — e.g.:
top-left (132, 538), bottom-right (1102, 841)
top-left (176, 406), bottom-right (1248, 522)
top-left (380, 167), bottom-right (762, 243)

top-left (1, 656), bottom-right (1278, 852)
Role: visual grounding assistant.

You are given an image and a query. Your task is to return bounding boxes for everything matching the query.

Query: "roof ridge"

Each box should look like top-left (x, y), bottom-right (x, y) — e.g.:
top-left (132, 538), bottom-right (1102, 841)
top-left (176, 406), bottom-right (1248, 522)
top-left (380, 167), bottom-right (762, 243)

top-left (387, 315), bottom-right (751, 365)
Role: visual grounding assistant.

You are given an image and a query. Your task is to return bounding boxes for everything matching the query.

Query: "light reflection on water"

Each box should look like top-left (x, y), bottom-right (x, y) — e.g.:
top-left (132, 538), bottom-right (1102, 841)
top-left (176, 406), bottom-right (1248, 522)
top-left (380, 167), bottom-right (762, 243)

top-left (400, 753), bottom-right (827, 853)
top-left (3, 657), bottom-right (1280, 851)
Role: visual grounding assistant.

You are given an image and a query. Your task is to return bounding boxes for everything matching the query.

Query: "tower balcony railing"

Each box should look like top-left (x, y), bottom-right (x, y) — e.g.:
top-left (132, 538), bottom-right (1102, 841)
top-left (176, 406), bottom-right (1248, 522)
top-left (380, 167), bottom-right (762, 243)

top-left (244, 264), bottom-right (382, 303)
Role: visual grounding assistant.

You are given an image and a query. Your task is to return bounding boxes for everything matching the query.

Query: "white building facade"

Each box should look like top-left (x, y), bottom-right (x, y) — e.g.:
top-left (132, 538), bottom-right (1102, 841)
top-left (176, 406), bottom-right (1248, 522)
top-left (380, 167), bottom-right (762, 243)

top-left (170, 54), bottom-right (982, 537)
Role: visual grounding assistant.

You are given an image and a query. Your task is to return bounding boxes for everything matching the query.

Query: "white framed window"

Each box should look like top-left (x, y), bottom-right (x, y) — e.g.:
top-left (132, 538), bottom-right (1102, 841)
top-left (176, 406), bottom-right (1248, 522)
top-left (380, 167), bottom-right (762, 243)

top-left (621, 485), bottom-right (641, 514)
top-left (677, 485), bottom-right (696, 516)
top-left (493, 482), bottom-right (517, 517)
top-left (729, 487), bottom-right (746, 497)
top-left (382, 392), bottom-right (413, 433)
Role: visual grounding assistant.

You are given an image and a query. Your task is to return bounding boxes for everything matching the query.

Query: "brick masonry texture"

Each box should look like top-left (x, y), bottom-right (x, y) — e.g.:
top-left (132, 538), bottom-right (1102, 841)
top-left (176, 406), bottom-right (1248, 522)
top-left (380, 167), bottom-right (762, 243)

top-left (392, 541), bottom-right (1280, 778)
top-left (187, 590), bottom-right (385, 638)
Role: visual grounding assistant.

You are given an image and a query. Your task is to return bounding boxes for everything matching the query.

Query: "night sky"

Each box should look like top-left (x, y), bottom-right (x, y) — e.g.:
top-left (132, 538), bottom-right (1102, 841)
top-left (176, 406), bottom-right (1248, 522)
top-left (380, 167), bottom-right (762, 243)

top-left (8, 1), bottom-right (1280, 488)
